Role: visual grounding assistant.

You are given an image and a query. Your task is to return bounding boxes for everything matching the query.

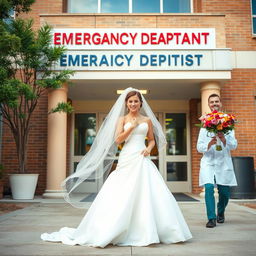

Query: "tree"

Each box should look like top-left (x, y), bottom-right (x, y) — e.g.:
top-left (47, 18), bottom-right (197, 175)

top-left (0, 16), bottom-right (74, 173)
top-left (0, 0), bottom-right (35, 19)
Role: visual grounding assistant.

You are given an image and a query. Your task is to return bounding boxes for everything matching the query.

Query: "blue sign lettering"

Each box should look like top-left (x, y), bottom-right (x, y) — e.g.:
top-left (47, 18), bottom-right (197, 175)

top-left (59, 53), bottom-right (204, 68)
top-left (60, 55), bottom-right (67, 66)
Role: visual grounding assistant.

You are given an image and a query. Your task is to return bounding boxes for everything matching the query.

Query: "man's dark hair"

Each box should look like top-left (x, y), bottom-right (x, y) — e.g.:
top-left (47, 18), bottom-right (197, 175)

top-left (208, 93), bottom-right (221, 102)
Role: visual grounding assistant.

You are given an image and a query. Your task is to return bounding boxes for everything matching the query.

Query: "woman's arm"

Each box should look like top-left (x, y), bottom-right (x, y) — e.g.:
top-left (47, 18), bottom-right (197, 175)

top-left (141, 119), bottom-right (155, 156)
top-left (115, 117), bottom-right (137, 145)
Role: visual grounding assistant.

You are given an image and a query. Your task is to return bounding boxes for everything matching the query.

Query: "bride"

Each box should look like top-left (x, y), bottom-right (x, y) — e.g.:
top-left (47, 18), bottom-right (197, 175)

top-left (41, 88), bottom-right (192, 247)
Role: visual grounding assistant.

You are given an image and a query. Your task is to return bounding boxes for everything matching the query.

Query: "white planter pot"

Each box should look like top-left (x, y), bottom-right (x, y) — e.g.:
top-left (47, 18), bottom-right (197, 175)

top-left (9, 174), bottom-right (39, 200)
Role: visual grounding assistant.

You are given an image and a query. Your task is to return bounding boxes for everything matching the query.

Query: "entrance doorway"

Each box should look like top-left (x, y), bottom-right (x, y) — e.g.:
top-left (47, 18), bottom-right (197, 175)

top-left (70, 109), bottom-right (191, 193)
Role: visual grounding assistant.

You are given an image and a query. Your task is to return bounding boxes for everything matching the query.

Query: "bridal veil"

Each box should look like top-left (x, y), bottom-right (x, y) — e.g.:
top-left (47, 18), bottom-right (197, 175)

top-left (62, 87), bottom-right (167, 208)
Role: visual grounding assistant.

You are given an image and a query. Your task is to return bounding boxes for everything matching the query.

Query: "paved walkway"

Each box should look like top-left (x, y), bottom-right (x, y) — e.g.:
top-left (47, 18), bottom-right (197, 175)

top-left (0, 196), bottom-right (255, 256)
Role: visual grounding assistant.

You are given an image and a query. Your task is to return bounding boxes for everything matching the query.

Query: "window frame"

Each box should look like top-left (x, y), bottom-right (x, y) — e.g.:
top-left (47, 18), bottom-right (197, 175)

top-left (66, 0), bottom-right (193, 14)
top-left (251, 0), bottom-right (256, 36)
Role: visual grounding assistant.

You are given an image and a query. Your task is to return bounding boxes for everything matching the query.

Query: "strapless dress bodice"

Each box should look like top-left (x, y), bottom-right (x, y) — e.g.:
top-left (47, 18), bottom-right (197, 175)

top-left (122, 122), bottom-right (148, 152)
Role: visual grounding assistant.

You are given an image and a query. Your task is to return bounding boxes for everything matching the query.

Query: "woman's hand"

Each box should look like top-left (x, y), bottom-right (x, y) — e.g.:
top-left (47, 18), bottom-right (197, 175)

top-left (141, 148), bottom-right (151, 156)
top-left (130, 118), bottom-right (138, 128)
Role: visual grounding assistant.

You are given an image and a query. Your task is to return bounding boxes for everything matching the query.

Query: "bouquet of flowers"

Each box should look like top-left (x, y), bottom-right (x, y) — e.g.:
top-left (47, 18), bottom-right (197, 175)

top-left (197, 110), bottom-right (236, 151)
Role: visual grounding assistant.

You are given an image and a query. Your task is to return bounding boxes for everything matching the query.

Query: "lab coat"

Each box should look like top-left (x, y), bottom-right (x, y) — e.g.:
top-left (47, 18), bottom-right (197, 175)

top-left (197, 128), bottom-right (237, 187)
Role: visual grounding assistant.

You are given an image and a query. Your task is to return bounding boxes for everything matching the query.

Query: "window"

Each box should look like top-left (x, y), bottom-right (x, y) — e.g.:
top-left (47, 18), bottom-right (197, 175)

top-left (163, 0), bottom-right (190, 13)
top-left (166, 162), bottom-right (187, 181)
top-left (252, 0), bottom-right (256, 35)
top-left (68, 0), bottom-right (98, 13)
top-left (165, 113), bottom-right (187, 156)
top-left (9, 9), bottom-right (15, 18)
top-left (74, 113), bottom-right (96, 156)
top-left (102, 0), bottom-right (129, 13)
top-left (133, 0), bottom-right (160, 13)
top-left (67, 0), bottom-right (191, 13)
top-left (4, 9), bottom-right (15, 24)
top-left (165, 113), bottom-right (188, 183)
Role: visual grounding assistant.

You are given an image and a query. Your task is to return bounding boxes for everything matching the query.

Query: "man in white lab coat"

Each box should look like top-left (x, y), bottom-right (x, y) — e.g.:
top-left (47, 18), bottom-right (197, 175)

top-left (197, 94), bottom-right (237, 228)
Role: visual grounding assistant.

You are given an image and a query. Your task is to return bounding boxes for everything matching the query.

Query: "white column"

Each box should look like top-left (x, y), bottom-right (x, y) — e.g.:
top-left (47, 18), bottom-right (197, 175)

top-left (43, 84), bottom-right (67, 198)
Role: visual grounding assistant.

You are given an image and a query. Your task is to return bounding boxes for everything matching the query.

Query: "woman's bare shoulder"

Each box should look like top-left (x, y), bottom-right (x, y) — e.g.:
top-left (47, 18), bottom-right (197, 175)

top-left (141, 116), bottom-right (152, 124)
top-left (117, 116), bottom-right (125, 124)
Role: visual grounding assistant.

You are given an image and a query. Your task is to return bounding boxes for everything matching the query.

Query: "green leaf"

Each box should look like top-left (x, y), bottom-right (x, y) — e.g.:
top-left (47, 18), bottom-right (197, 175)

top-left (49, 102), bottom-right (74, 114)
top-left (0, 0), bottom-right (36, 20)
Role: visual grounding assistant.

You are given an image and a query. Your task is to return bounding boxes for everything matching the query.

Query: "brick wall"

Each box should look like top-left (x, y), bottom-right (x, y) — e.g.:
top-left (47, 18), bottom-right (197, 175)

top-left (221, 69), bottom-right (256, 162)
top-left (1, 94), bottom-right (48, 195)
top-left (201, 0), bottom-right (256, 50)
top-left (193, 0), bottom-right (202, 13)
top-left (19, 0), bottom-right (63, 29)
top-left (2, 0), bottom-right (255, 195)
top-left (189, 99), bottom-right (202, 194)
top-left (190, 69), bottom-right (256, 194)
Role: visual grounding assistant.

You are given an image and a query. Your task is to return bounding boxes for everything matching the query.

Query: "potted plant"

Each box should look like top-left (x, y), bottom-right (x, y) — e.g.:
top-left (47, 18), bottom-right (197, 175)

top-left (0, 5), bottom-right (73, 199)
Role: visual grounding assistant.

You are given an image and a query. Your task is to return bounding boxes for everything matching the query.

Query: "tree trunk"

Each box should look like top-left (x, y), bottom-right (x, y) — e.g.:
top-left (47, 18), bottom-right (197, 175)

top-left (14, 127), bottom-right (29, 174)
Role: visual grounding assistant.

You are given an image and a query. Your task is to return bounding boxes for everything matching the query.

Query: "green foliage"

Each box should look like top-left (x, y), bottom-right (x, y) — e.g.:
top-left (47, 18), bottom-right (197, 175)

top-left (0, 18), bottom-right (74, 109)
top-left (49, 102), bottom-right (74, 114)
top-left (0, 15), bottom-right (74, 173)
top-left (0, 0), bottom-right (35, 19)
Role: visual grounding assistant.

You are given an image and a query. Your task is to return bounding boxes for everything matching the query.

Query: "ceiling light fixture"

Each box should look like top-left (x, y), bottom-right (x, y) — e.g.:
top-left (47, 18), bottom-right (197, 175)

top-left (116, 89), bottom-right (149, 95)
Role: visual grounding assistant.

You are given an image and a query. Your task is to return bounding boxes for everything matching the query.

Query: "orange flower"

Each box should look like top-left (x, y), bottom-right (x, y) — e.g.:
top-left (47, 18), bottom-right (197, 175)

top-left (217, 123), bottom-right (223, 130)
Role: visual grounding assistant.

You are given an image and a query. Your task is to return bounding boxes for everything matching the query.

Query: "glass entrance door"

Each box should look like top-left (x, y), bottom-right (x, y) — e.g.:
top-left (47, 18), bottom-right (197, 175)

top-left (71, 112), bottom-right (100, 193)
top-left (71, 112), bottom-right (119, 193)
top-left (70, 111), bottom-right (191, 193)
top-left (164, 113), bottom-right (191, 192)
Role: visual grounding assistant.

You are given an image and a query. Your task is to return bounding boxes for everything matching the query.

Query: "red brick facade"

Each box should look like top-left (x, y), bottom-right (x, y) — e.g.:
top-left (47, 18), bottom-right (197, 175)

top-left (221, 69), bottom-right (256, 158)
top-left (2, 95), bottom-right (48, 195)
top-left (1, 0), bottom-right (256, 195)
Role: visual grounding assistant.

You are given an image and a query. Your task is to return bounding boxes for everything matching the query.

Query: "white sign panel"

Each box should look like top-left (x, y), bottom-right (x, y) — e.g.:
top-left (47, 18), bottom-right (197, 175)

top-left (52, 28), bottom-right (216, 50)
top-left (55, 50), bottom-right (231, 71)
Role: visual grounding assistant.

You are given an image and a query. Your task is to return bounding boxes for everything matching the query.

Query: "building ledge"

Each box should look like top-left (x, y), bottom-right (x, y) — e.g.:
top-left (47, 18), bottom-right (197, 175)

top-left (40, 13), bottom-right (226, 17)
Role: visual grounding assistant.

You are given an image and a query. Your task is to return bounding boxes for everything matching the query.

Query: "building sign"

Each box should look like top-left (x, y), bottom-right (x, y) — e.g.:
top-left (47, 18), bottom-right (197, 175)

top-left (52, 28), bottom-right (216, 50)
top-left (52, 28), bottom-right (231, 71)
top-left (57, 50), bottom-right (231, 71)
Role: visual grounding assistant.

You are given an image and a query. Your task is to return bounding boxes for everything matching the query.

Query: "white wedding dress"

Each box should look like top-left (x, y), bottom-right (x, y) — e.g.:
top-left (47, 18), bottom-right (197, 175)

top-left (41, 122), bottom-right (192, 247)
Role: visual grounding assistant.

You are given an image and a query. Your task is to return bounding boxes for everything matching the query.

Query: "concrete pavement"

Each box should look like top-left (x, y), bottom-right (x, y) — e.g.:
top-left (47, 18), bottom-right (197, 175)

top-left (0, 196), bottom-right (255, 256)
